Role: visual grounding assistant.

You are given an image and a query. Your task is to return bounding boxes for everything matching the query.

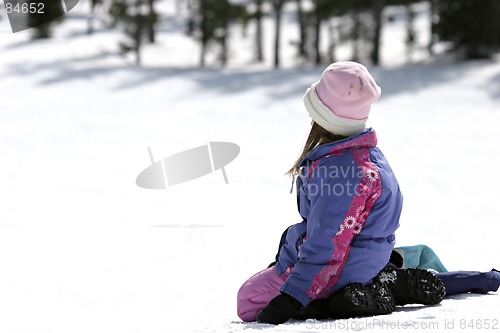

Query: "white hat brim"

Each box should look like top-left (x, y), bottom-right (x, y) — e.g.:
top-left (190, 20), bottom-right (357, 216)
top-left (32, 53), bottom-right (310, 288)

top-left (303, 84), bottom-right (367, 137)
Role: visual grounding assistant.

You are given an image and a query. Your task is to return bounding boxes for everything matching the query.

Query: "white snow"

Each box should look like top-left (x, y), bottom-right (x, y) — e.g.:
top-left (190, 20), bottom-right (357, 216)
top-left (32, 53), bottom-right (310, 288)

top-left (0, 1), bottom-right (499, 332)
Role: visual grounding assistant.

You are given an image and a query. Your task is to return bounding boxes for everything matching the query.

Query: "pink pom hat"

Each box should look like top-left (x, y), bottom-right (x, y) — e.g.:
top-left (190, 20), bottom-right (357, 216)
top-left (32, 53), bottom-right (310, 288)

top-left (303, 61), bottom-right (382, 136)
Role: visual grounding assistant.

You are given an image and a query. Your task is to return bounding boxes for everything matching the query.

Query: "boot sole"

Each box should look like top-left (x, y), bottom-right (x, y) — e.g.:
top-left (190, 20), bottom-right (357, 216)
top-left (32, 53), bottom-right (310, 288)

top-left (389, 268), bottom-right (446, 306)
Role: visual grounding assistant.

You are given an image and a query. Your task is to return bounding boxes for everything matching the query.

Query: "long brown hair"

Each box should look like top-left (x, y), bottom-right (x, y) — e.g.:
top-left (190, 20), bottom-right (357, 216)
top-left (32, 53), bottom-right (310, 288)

top-left (287, 122), bottom-right (346, 190)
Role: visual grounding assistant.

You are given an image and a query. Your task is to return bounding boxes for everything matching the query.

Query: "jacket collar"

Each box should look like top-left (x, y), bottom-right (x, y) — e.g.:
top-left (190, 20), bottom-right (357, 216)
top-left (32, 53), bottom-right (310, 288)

top-left (299, 128), bottom-right (377, 167)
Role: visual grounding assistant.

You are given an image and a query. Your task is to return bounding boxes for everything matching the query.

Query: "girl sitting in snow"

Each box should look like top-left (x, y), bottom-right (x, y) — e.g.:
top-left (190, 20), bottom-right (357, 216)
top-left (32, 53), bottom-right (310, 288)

top-left (236, 61), bottom-right (446, 325)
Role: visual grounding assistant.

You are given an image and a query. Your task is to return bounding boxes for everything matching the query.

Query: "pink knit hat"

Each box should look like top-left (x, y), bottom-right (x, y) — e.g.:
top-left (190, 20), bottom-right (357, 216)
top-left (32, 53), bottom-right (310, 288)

top-left (303, 61), bottom-right (381, 136)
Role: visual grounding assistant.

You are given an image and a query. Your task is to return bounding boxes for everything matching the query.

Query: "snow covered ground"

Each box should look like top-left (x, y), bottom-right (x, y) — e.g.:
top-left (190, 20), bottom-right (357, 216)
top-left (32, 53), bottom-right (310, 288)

top-left (0, 1), bottom-right (499, 332)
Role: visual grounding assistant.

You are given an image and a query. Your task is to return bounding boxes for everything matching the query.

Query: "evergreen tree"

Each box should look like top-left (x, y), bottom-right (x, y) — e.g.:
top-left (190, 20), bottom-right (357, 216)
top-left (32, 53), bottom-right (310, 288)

top-left (28, 0), bottom-right (65, 39)
top-left (300, 0), bottom-right (371, 65)
top-left (109, 0), bottom-right (158, 66)
top-left (196, 0), bottom-right (230, 66)
top-left (191, 0), bottom-right (246, 67)
top-left (435, 0), bottom-right (500, 59)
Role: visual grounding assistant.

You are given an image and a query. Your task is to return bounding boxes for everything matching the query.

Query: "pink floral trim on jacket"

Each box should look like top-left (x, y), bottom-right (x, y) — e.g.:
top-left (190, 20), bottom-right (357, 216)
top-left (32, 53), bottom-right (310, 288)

top-left (304, 135), bottom-right (383, 299)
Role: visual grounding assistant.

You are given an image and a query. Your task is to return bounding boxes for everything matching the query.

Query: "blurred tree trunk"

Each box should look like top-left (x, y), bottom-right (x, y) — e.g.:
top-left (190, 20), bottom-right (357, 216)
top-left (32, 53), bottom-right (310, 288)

top-left (427, 0), bottom-right (436, 55)
top-left (405, 2), bottom-right (416, 62)
top-left (313, 0), bottom-right (322, 65)
top-left (351, 8), bottom-right (361, 62)
top-left (312, 0), bottom-right (335, 65)
top-left (133, 15), bottom-right (144, 65)
top-left (255, 0), bottom-right (264, 62)
top-left (271, 0), bottom-right (284, 68)
top-left (199, 1), bottom-right (208, 67)
top-left (147, 0), bottom-right (158, 43)
top-left (326, 19), bottom-right (336, 63)
top-left (87, 0), bottom-right (102, 34)
top-left (219, 7), bottom-right (230, 66)
top-left (200, 42), bottom-right (207, 67)
top-left (296, 0), bottom-right (306, 58)
top-left (370, 0), bottom-right (385, 66)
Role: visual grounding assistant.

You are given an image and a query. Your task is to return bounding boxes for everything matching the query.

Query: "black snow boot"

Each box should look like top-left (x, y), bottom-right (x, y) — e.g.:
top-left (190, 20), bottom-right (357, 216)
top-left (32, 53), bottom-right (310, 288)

top-left (377, 264), bottom-right (446, 306)
top-left (329, 280), bottom-right (396, 318)
top-left (293, 280), bottom-right (395, 320)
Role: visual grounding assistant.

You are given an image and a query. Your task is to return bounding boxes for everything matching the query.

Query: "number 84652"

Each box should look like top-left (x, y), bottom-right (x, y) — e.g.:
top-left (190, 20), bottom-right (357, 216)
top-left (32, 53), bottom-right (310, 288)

top-left (5, 2), bottom-right (45, 14)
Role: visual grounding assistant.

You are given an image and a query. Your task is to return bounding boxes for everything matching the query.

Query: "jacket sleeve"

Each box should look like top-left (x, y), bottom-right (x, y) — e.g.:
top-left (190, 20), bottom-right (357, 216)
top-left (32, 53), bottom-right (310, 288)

top-left (280, 161), bottom-right (369, 306)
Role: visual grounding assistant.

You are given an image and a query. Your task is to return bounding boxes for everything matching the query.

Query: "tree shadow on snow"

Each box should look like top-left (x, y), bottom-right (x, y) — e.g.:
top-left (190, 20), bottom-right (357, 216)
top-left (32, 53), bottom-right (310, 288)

top-left (374, 59), bottom-right (500, 101)
top-left (487, 70), bottom-right (500, 101)
top-left (3, 51), bottom-right (500, 102)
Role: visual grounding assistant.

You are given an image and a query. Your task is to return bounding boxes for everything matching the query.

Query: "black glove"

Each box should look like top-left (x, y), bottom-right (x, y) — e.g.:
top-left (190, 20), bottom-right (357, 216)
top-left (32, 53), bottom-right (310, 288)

top-left (256, 292), bottom-right (303, 325)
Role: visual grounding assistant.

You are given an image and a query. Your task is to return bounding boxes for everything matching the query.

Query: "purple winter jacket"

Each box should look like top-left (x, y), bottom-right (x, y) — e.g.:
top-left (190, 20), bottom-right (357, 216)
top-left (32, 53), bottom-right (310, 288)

top-left (274, 128), bottom-right (403, 306)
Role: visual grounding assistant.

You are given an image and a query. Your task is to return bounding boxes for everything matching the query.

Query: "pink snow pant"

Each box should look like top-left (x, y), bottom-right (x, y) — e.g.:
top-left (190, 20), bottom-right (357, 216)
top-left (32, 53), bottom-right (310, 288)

top-left (237, 267), bottom-right (286, 322)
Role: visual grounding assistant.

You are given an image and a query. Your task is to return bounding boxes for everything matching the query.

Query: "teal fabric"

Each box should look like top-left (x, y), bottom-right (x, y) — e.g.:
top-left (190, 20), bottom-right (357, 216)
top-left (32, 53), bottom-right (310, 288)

top-left (394, 245), bottom-right (448, 272)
